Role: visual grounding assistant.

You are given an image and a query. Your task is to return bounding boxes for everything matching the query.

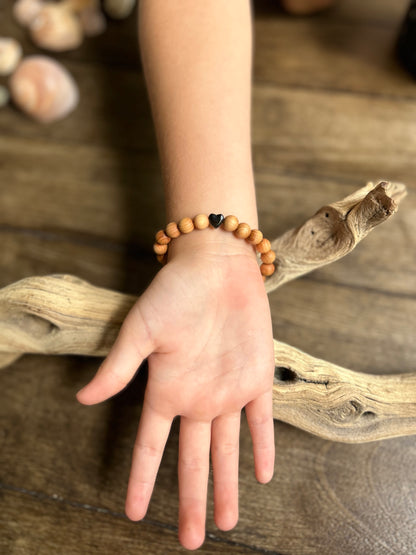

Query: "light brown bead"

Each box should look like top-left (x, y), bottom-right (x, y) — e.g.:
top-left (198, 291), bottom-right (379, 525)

top-left (165, 222), bottom-right (181, 239)
top-left (155, 229), bottom-right (171, 245)
top-left (153, 242), bottom-right (168, 255)
top-left (223, 215), bottom-right (239, 232)
top-left (256, 238), bottom-right (271, 254)
top-left (156, 254), bottom-right (166, 264)
top-left (193, 213), bottom-right (209, 230)
top-left (260, 263), bottom-right (275, 276)
top-left (234, 222), bottom-right (251, 239)
top-left (262, 275), bottom-right (267, 282)
top-left (261, 250), bottom-right (276, 264)
top-left (247, 229), bottom-right (263, 245)
top-left (178, 217), bottom-right (194, 234)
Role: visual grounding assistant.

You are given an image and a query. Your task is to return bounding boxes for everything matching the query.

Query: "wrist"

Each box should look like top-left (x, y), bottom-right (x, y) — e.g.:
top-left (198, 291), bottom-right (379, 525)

top-left (167, 225), bottom-right (258, 262)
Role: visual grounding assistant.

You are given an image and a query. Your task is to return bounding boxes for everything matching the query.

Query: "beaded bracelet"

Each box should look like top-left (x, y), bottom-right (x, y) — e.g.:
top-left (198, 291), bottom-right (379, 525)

top-left (153, 213), bottom-right (276, 280)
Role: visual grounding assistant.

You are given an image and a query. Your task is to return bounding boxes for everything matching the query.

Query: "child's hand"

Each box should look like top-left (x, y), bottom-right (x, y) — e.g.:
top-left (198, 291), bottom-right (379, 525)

top-left (76, 231), bottom-right (275, 550)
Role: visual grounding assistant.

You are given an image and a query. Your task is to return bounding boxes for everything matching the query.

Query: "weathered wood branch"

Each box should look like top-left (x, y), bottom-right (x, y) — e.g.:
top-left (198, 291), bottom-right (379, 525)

top-left (266, 180), bottom-right (407, 292)
top-left (0, 181), bottom-right (413, 443)
top-left (273, 342), bottom-right (416, 443)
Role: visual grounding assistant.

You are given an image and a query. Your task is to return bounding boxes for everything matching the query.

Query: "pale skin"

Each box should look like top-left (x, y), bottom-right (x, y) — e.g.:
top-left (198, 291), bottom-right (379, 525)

top-left (76, 0), bottom-right (332, 550)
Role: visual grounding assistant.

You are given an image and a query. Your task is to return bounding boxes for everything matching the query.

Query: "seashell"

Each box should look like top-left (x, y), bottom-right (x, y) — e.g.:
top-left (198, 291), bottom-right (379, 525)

top-left (0, 38), bottom-right (23, 76)
top-left (13, 0), bottom-right (44, 27)
top-left (79, 6), bottom-right (107, 37)
top-left (9, 55), bottom-right (79, 123)
top-left (103, 0), bottom-right (136, 20)
top-left (29, 4), bottom-right (83, 51)
top-left (0, 85), bottom-right (10, 108)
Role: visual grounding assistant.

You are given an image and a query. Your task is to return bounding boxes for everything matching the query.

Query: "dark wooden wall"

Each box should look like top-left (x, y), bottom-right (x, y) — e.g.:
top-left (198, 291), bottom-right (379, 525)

top-left (1, 0), bottom-right (415, 553)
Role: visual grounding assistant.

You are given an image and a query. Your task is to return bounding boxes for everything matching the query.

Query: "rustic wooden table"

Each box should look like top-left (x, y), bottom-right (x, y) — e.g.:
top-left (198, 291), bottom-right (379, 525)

top-left (1, 0), bottom-right (415, 553)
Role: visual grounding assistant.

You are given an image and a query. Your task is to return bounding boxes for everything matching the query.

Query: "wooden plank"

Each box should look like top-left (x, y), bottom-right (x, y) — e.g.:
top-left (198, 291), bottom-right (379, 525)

top-left (0, 135), bottom-right (165, 246)
top-left (0, 489), bottom-right (256, 554)
top-left (269, 278), bottom-right (416, 374)
top-left (252, 84), bottom-right (416, 184)
top-left (0, 230), bottom-right (157, 294)
top-left (254, 18), bottom-right (416, 98)
top-left (1, 354), bottom-right (415, 554)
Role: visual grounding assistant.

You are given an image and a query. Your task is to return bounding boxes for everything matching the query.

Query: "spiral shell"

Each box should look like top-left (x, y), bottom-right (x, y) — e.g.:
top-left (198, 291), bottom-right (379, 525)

top-left (13, 0), bottom-right (44, 27)
top-left (9, 55), bottom-right (79, 123)
top-left (0, 38), bottom-right (23, 76)
top-left (29, 4), bottom-right (83, 51)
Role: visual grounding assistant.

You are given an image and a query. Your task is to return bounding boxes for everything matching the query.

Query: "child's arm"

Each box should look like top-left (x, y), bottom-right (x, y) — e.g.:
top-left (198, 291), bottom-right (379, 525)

top-left (76, 1), bottom-right (275, 550)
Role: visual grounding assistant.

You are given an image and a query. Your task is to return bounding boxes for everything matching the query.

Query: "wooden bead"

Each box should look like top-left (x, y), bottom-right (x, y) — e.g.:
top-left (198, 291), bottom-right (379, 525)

top-left (155, 230), bottom-right (171, 245)
top-left (223, 215), bottom-right (239, 232)
top-left (261, 250), bottom-right (276, 264)
top-left (178, 217), bottom-right (194, 234)
top-left (153, 242), bottom-right (168, 255)
top-left (165, 222), bottom-right (181, 239)
top-left (256, 238), bottom-right (271, 254)
top-left (156, 254), bottom-right (166, 264)
top-left (247, 229), bottom-right (263, 245)
top-left (260, 263), bottom-right (275, 276)
top-left (234, 222), bottom-right (251, 239)
top-left (262, 275), bottom-right (267, 282)
top-left (193, 213), bottom-right (209, 230)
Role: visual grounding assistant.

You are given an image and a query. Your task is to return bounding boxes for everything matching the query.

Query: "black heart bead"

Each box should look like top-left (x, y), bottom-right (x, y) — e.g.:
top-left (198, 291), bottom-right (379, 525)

top-left (208, 213), bottom-right (224, 228)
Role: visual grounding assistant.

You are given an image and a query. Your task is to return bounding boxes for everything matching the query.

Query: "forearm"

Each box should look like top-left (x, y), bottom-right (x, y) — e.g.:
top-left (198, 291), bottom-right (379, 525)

top-left (138, 0), bottom-right (257, 228)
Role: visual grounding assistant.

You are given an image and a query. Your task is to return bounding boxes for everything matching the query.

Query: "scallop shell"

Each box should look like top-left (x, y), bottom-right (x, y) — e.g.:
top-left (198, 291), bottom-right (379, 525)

top-left (13, 0), bottom-right (44, 27)
top-left (0, 38), bottom-right (23, 76)
top-left (9, 55), bottom-right (79, 123)
top-left (103, 0), bottom-right (136, 20)
top-left (29, 4), bottom-right (83, 51)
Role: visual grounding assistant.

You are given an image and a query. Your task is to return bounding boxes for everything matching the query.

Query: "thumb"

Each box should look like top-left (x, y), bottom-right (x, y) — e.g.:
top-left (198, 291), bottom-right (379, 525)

top-left (76, 301), bottom-right (155, 405)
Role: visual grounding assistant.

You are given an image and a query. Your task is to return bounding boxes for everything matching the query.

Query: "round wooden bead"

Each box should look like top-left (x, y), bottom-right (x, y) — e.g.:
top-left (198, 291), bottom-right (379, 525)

top-left (247, 229), bottom-right (263, 245)
top-left (256, 238), bottom-right (271, 254)
top-left (153, 242), bottom-right (168, 255)
top-left (261, 250), bottom-right (276, 264)
top-left (165, 222), bottom-right (181, 239)
top-left (234, 222), bottom-right (251, 239)
top-left (223, 215), bottom-right (239, 232)
top-left (178, 217), bottom-right (194, 234)
top-left (193, 213), bottom-right (209, 230)
top-left (156, 254), bottom-right (166, 264)
top-left (155, 229), bottom-right (171, 245)
top-left (260, 263), bottom-right (275, 277)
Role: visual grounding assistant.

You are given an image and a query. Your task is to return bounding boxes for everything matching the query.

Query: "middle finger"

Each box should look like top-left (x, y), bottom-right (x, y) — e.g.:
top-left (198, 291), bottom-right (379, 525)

top-left (178, 416), bottom-right (211, 550)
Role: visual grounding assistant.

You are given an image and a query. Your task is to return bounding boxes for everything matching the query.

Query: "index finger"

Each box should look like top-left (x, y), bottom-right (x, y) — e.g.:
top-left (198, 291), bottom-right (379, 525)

top-left (125, 399), bottom-right (172, 521)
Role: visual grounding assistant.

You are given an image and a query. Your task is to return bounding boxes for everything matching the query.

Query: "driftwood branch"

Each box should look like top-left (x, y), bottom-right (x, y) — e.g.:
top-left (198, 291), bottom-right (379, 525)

top-left (1, 181), bottom-right (413, 443)
top-left (266, 180), bottom-right (407, 292)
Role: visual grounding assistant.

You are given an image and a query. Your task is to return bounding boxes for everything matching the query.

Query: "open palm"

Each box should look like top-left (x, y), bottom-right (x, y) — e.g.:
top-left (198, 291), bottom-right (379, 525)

top-left (77, 242), bottom-right (275, 550)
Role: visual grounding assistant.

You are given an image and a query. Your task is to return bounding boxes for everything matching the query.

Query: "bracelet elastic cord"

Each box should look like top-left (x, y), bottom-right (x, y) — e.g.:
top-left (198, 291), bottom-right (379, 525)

top-left (153, 213), bottom-right (276, 280)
